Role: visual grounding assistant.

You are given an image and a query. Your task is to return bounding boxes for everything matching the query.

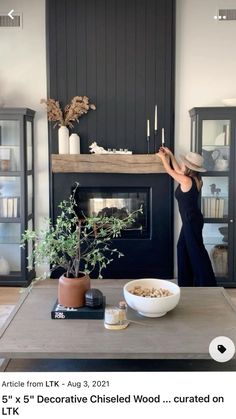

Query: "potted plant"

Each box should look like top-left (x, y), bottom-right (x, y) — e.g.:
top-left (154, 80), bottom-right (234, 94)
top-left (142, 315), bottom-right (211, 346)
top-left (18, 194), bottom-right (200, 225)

top-left (21, 184), bottom-right (142, 308)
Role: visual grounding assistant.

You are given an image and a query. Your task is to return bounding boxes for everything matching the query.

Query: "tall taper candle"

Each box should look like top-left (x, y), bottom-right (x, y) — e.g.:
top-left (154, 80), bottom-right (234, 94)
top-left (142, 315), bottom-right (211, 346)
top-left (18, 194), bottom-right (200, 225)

top-left (154, 105), bottom-right (158, 131)
top-left (147, 119), bottom-right (150, 137)
top-left (161, 128), bottom-right (165, 146)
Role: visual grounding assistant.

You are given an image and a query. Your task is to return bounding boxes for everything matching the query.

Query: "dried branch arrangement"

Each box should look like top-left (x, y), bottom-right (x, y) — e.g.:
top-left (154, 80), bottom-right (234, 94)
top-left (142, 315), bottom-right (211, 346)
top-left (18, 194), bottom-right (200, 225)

top-left (41, 96), bottom-right (96, 128)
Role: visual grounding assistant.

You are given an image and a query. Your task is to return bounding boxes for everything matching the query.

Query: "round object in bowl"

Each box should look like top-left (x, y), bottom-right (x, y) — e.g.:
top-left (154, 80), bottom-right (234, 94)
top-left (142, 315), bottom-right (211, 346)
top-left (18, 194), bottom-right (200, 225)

top-left (123, 279), bottom-right (180, 318)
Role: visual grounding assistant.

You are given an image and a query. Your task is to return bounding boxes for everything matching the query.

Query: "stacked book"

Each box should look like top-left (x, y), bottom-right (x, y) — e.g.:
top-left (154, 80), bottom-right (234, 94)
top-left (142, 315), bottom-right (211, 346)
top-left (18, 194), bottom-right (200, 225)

top-left (0, 197), bottom-right (20, 218)
top-left (202, 197), bottom-right (224, 218)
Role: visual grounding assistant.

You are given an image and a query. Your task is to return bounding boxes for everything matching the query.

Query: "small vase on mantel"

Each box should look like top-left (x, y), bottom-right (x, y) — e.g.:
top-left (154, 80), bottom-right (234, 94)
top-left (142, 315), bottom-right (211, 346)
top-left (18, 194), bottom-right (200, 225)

top-left (58, 125), bottom-right (69, 154)
top-left (69, 133), bottom-right (80, 154)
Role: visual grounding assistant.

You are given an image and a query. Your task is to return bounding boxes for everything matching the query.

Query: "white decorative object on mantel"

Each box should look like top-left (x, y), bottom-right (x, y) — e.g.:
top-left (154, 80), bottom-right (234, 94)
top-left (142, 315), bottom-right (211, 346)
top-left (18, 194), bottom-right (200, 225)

top-left (69, 133), bottom-right (80, 154)
top-left (0, 256), bottom-right (10, 275)
top-left (89, 141), bottom-right (132, 154)
top-left (58, 126), bottom-right (69, 154)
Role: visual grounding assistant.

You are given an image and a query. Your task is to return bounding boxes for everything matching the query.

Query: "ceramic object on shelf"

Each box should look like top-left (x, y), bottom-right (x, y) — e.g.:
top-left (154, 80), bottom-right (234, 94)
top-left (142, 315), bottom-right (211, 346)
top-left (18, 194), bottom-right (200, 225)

top-left (123, 278), bottom-right (180, 318)
top-left (214, 158), bottom-right (229, 171)
top-left (69, 133), bottom-right (80, 154)
top-left (218, 226), bottom-right (228, 243)
top-left (58, 126), bottom-right (69, 154)
top-left (0, 256), bottom-right (10, 275)
top-left (211, 245), bottom-right (228, 277)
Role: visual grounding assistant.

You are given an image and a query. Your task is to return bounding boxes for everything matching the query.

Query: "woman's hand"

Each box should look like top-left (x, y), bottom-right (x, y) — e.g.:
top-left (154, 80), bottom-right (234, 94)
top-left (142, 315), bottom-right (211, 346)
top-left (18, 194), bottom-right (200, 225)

top-left (160, 146), bottom-right (172, 156)
top-left (157, 149), bottom-right (170, 163)
top-left (156, 149), bottom-right (166, 160)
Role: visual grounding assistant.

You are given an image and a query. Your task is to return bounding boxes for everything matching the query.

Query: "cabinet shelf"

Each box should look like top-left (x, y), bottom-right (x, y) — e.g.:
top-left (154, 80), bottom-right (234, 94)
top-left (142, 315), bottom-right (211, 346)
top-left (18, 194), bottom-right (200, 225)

top-left (0, 217), bottom-right (21, 223)
top-left (203, 218), bottom-right (228, 223)
top-left (202, 171), bottom-right (229, 176)
top-left (0, 171), bottom-right (21, 176)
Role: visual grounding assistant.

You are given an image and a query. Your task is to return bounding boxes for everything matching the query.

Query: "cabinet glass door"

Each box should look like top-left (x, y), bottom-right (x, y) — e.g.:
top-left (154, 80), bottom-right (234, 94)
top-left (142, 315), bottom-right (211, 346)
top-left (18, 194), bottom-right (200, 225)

top-left (0, 120), bottom-right (21, 171)
top-left (202, 120), bottom-right (230, 171)
top-left (201, 119), bottom-right (230, 281)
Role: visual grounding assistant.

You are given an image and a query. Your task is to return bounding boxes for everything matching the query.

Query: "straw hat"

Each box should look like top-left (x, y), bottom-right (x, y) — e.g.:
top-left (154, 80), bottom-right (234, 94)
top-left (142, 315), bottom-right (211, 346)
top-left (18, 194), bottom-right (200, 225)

top-left (180, 151), bottom-right (206, 172)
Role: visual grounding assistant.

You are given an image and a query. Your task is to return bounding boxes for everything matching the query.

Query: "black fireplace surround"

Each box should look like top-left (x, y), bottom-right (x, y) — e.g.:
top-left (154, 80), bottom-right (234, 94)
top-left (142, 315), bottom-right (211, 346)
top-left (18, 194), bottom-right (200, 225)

top-left (52, 173), bottom-right (173, 279)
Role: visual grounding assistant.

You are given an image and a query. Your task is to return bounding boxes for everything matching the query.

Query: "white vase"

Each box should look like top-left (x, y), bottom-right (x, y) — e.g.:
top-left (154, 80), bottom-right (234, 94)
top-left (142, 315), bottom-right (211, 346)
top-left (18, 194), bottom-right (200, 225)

top-left (0, 256), bottom-right (10, 275)
top-left (69, 133), bottom-right (80, 154)
top-left (58, 126), bottom-right (69, 154)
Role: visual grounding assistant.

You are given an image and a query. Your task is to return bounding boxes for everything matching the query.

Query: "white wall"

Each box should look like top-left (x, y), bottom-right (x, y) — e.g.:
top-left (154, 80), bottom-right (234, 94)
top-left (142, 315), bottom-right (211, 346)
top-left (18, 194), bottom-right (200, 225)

top-left (0, 0), bottom-right (48, 230)
top-left (174, 0), bottom-right (236, 275)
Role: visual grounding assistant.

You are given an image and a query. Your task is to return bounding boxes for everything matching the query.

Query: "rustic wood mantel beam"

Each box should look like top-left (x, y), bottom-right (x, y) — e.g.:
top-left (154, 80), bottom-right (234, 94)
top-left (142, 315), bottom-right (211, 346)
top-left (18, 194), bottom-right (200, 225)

top-left (51, 154), bottom-right (165, 174)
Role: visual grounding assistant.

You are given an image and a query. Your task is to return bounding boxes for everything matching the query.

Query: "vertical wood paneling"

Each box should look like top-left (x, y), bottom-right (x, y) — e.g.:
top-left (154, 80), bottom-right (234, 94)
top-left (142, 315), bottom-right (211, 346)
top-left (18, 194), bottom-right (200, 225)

top-left (76, 0), bottom-right (87, 94)
top-left (135, 0), bottom-right (146, 153)
top-left (75, 0), bottom-right (87, 151)
top-left (86, 0), bottom-right (97, 143)
top-left (146, 0), bottom-right (157, 152)
top-left (66, 0), bottom-right (77, 101)
top-left (46, 0), bottom-right (58, 154)
top-left (96, 0), bottom-right (106, 146)
top-left (56, 0), bottom-right (67, 103)
top-left (47, 0), bottom-right (175, 154)
top-left (106, 0), bottom-right (117, 148)
top-left (116, 0), bottom-right (126, 149)
top-left (125, 0), bottom-right (136, 151)
top-left (164, 0), bottom-right (175, 145)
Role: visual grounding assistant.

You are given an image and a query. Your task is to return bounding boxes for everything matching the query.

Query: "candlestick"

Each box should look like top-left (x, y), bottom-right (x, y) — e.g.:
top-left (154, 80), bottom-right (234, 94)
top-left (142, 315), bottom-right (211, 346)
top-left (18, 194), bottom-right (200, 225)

top-left (154, 129), bottom-right (157, 153)
top-left (154, 105), bottom-right (158, 131)
top-left (147, 135), bottom-right (150, 154)
top-left (161, 128), bottom-right (165, 147)
top-left (147, 119), bottom-right (150, 137)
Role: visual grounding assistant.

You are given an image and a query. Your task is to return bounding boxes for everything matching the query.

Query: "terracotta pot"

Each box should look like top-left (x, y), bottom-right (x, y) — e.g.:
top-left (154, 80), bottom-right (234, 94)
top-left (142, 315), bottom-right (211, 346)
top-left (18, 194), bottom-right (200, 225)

top-left (58, 273), bottom-right (90, 308)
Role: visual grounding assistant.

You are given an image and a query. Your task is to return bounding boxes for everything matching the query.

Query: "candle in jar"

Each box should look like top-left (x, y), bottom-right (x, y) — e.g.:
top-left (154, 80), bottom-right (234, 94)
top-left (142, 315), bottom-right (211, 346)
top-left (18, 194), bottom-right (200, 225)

top-left (161, 128), bottom-right (165, 145)
top-left (147, 119), bottom-right (150, 137)
top-left (154, 105), bottom-right (158, 131)
top-left (104, 307), bottom-right (120, 325)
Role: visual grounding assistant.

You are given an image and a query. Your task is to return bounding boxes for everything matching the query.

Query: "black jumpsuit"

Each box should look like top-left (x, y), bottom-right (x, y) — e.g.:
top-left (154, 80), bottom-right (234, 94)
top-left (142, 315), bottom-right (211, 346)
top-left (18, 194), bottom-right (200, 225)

top-left (175, 178), bottom-right (216, 287)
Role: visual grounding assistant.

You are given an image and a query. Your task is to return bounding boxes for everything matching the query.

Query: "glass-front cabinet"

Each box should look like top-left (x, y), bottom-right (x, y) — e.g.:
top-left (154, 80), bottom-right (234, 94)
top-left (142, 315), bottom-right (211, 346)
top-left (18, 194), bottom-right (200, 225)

top-left (190, 107), bottom-right (236, 286)
top-left (0, 108), bottom-right (35, 286)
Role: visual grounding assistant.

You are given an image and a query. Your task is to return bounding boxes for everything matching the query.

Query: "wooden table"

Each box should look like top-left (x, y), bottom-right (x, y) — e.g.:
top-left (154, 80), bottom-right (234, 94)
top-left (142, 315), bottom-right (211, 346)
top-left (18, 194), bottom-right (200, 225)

top-left (1, 280), bottom-right (236, 362)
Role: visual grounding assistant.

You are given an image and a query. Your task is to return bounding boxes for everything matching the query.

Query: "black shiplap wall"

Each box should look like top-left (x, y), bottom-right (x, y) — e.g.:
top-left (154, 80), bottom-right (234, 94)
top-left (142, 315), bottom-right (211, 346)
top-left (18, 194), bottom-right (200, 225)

top-left (46, 0), bottom-right (175, 154)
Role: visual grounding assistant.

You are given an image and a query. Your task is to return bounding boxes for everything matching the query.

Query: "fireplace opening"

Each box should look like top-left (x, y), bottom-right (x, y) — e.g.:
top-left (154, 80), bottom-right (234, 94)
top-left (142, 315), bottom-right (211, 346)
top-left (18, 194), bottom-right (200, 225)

top-left (73, 187), bottom-right (150, 238)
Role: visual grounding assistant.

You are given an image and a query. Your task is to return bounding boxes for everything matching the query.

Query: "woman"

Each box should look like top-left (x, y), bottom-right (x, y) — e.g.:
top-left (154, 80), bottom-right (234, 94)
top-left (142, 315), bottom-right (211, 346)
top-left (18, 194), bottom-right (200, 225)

top-left (157, 147), bottom-right (216, 287)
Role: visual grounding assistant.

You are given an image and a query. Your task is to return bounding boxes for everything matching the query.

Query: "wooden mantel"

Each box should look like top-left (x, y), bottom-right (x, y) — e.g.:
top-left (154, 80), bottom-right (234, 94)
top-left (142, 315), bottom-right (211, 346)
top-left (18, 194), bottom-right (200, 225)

top-left (51, 154), bottom-right (165, 174)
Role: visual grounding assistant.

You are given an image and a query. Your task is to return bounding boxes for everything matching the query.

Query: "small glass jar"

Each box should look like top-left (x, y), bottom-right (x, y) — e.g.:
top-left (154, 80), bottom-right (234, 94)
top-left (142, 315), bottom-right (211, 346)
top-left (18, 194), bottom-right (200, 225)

top-left (104, 306), bottom-right (120, 325)
top-left (104, 304), bottom-right (129, 330)
top-left (118, 301), bottom-right (127, 324)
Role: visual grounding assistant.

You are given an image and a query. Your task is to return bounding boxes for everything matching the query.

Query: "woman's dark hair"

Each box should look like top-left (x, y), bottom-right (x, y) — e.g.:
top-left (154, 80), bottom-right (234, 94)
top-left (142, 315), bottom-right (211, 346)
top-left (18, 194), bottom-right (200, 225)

top-left (184, 167), bottom-right (201, 179)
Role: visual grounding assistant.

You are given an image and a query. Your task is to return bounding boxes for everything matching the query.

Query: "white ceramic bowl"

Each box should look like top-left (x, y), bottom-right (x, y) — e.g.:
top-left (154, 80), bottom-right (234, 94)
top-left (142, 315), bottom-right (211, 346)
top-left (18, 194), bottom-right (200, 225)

top-left (222, 98), bottom-right (236, 106)
top-left (123, 278), bottom-right (180, 318)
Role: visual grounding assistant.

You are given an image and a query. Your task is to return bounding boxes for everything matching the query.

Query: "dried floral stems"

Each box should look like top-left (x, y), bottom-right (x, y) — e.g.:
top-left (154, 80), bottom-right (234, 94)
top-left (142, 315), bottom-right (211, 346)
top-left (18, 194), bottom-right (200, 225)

top-left (40, 99), bottom-right (64, 128)
top-left (41, 96), bottom-right (96, 128)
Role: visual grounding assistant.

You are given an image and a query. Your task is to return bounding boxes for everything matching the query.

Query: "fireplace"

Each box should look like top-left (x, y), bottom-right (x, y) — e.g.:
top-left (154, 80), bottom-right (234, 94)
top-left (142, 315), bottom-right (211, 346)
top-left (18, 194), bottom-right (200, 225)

top-left (73, 187), bottom-right (150, 239)
top-left (52, 173), bottom-right (173, 279)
